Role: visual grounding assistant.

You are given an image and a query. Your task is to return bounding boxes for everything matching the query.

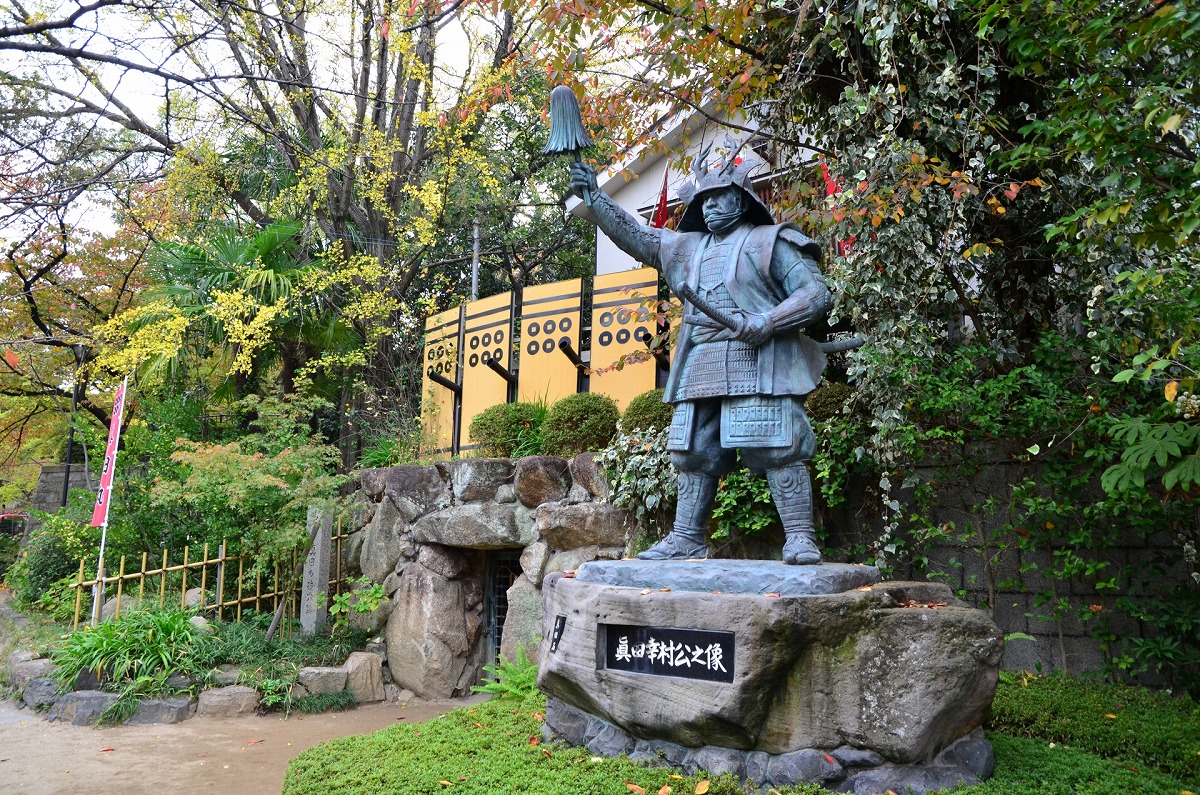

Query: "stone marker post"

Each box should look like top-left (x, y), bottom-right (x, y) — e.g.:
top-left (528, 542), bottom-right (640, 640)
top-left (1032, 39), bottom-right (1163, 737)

top-left (300, 502), bottom-right (333, 634)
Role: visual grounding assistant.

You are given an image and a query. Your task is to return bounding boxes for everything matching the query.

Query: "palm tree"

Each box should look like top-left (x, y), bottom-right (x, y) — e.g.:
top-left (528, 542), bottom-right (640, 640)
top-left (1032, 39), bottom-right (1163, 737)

top-left (139, 221), bottom-right (360, 399)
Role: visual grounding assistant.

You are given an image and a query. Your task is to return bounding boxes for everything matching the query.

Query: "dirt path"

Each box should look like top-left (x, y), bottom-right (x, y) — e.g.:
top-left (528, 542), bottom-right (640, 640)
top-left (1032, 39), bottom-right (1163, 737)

top-left (0, 693), bottom-right (488, 795)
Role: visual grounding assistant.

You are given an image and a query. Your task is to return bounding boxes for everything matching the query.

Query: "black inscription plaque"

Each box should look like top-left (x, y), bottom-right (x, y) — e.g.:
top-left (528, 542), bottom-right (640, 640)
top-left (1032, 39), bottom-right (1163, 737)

top-left (550, 615), bottom-right (567, 653)
top-left (602, 624), bottom-right (734, 683)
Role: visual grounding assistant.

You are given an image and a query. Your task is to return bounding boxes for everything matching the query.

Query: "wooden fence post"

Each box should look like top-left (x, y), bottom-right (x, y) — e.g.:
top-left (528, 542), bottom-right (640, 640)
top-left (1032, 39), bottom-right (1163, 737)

top-left (215, 541), bottom-right (226, 621)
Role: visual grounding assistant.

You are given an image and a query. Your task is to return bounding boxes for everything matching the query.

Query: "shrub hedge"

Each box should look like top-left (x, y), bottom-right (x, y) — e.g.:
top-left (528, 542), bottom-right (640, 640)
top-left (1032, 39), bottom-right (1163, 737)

top-left (539, 392), bottom-right (619, 457)
top-left (619, 387), bottom-right (673, 434)
top-left (468, 402), bottom-right (545, 458)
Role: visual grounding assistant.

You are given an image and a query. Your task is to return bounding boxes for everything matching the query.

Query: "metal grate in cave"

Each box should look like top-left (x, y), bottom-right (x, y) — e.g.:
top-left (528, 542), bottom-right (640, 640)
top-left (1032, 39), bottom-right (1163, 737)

top-left (484, 550), bottom-right (523, 665)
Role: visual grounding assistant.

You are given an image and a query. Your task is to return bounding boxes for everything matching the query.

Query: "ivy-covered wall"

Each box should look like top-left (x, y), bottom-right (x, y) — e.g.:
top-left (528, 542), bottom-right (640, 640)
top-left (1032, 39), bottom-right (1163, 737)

top-left (823, 444), bottom-right (1196, 690)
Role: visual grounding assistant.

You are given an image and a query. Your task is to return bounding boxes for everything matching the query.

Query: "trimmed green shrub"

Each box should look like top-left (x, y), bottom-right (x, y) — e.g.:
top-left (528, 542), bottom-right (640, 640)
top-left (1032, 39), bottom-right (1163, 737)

top-left (619, 387), bottom-right (673, 433)
top-left (468, 402), bottom-right (546, 458)
top-left (539, 392), bottom-right (619, 457)
top-left (805, 381), bottom-right (854, 422)
top-left (6, 491), bottom-right (105, 606)
top-left (8, 524), bottom-right (79, 604)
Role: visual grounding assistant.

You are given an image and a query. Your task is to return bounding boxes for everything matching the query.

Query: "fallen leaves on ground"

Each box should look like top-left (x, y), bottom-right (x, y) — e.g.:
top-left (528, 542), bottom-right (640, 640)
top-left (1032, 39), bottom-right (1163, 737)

top-left (695, 780), bottom-right (710, 794)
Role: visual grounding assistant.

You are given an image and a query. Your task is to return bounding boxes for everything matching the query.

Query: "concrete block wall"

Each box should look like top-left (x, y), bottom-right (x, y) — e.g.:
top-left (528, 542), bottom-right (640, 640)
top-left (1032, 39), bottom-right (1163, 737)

top-left (23, 464), bottom-right (95, 541)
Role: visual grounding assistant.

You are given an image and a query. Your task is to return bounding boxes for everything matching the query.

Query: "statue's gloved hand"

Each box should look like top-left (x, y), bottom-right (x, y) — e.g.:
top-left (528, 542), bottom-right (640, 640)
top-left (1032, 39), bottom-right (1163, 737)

top-left (730, 312), bottom-right (774, 346)
top-left (568, 161), bottom-right (598, 200)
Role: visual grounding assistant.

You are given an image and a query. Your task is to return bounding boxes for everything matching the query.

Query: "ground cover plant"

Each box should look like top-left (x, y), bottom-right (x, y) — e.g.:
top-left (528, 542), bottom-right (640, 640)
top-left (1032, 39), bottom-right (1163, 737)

top-left (283, 662), bottom-right (1200, 795)
top-left (989, 672), bottom-right (1200, 783)
top-left (34, 605), bottom-right (368, 721)
top-left (51, 607), bottom-right (207, 723)
top-left (0, 593), bottom-right (66, 695)
top-left (188, 611), bottom-right (369, 714)
top-left (282, 690), bottom-right (761, 795)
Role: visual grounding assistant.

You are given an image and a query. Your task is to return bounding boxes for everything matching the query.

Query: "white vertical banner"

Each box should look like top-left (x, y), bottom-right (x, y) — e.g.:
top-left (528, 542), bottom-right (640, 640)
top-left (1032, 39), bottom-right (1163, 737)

top-left (89, 376), bottom-right (127, 626)
top-left (90, 377), bottom-right (128, 528)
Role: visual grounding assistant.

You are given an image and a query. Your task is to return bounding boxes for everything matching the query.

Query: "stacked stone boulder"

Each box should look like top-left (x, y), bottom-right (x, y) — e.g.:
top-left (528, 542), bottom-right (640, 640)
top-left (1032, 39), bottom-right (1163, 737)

top-left (5, 647), bottom-right (389, 726)
top-left (538, 563), bottom-right (1004, 794)
top-left (350, 454), bottom-right (633, 699)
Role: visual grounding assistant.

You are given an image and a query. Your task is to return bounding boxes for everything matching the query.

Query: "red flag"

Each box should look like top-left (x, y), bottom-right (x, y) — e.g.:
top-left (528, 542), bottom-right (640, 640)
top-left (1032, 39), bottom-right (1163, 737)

top-left (651, 167), bottom-right (670, 228)
top-left (90, 378), bottom-right (128, 527)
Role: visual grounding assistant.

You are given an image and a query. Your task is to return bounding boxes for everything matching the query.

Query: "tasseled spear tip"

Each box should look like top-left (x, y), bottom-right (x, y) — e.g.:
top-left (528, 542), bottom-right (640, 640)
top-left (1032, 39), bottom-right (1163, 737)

top-left (544, 85), bottom-right (594, 156)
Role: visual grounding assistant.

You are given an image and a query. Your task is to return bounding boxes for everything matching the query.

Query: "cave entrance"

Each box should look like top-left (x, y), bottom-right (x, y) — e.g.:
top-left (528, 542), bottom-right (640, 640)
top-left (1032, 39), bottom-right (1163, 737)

top-left (484, 550), bottom-right (523, 666)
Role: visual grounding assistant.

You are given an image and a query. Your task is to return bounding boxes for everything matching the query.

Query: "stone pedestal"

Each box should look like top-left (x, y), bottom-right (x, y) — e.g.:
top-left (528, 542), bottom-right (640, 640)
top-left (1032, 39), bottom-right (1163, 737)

top-left (538, 560), bottom-right (1002, 794)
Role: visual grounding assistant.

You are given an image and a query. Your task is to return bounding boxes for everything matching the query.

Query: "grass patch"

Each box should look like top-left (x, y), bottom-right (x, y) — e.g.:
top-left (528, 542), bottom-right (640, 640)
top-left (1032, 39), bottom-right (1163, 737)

top-left (959, 733), bottom-right (1196, 794)
top-left (989, 671), bottom-right (1200, 782)
top-left (0, 598), bottom-right (66, 698)
top-left (293, 689), bottom-right (357, 714)
top-left (282, 691), bottom-right (794, 795)
top-left (189, 612), bottom-right (368, 713)
top-left (0, 595), bottom-right (67, 664)
top-left (284, 675), bottom-right (1200, 795)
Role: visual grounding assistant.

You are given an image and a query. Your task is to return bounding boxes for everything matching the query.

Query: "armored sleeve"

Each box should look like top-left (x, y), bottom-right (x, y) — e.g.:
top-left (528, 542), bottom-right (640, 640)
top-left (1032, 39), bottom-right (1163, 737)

top-left (587, 188), bottom-right (663, 268)
top-left (766, 232), bottom-right (832, 331)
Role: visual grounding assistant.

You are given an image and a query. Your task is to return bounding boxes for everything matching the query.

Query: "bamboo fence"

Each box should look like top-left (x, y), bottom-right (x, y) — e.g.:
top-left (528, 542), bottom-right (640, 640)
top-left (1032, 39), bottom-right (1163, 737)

top-left (66, 521), bottom-right (350, 630)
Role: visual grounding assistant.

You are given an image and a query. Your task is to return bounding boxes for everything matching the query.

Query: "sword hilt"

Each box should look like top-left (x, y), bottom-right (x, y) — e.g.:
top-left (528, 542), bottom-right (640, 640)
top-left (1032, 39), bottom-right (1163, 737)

top-left (677, 284), bottom-right (740, 332)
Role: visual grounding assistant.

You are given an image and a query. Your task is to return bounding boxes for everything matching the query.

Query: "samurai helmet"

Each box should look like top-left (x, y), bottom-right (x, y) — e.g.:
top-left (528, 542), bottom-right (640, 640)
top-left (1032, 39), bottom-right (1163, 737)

top-left (677, 135), bottom-right (774, 233)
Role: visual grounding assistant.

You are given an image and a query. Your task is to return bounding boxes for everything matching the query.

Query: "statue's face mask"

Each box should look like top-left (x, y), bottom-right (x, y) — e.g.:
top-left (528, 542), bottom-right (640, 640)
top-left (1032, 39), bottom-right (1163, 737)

top-left (700, 187), bottom-right (747, 234)
top-left (677, 137), bottom-right (775, 233)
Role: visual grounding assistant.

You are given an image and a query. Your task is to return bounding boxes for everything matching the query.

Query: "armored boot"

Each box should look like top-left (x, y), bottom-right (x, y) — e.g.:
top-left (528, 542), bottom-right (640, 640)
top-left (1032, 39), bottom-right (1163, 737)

top-left (767, 464), bottom-right (822, 565)
top-left (637, 472), bottom-right (717, 560)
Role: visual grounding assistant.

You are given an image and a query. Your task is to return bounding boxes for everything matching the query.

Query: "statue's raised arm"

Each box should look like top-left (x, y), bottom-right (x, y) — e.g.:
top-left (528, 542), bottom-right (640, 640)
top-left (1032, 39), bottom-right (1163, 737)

top-left (569, 161), bottom-right (663, 268)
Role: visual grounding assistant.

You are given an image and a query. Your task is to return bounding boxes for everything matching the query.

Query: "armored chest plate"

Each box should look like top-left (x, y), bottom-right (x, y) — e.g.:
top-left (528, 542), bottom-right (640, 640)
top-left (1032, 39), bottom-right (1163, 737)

top-left (678, 238), bottom-right (758, 399)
